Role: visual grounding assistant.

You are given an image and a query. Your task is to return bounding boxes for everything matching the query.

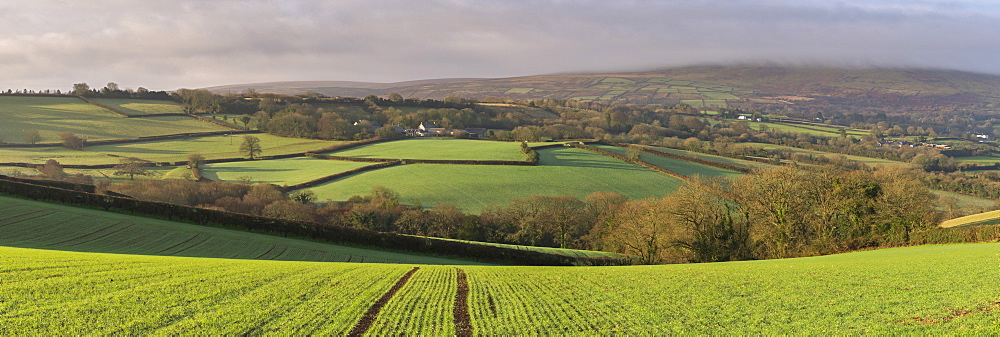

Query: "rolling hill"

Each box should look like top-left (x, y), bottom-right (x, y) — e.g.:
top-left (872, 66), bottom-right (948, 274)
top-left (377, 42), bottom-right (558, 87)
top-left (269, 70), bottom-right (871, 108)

top-left (204, 65), bottom-right (1000, 112)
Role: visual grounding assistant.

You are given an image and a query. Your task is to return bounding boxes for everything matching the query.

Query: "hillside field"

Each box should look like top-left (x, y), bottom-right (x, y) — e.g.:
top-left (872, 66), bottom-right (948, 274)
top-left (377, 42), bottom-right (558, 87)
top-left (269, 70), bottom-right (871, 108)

top-left (201, 157), bottom-right (371, 186)
top-left (89, 98), bottom-right (186, 115)
top-left (0, 134), bottom-right (341, 165)
top-left (0, 96), bottom-right (228, 143)
top-left (646, 146), bottom-right (776, 169)
top-left (326, 138), bottom-right (527, 161)
top-left (303, 147), bottom-right (684, 212)
top-left (594, 144), bottom-right (743, 178)
top-left (0, 195), bottom-right (471, 265)
top-left (1, 241), bottom-right (996, 334)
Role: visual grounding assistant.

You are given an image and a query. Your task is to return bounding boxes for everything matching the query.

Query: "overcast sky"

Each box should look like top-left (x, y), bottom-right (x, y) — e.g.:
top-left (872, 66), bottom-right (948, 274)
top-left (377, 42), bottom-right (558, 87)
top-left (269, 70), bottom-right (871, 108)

top-left (1, 0), bottom-right (999, 91)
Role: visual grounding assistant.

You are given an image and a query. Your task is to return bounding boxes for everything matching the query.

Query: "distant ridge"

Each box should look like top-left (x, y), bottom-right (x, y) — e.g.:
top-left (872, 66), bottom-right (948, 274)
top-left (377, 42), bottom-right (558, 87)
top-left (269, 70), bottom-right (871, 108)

top-left (202, 65), bottom-right (1000, 115)
top-left (204, 78), bottom-right (486, 96)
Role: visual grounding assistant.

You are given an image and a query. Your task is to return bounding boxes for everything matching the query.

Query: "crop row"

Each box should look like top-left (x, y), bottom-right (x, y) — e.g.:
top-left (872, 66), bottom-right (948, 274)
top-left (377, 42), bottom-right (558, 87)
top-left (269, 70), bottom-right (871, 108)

top-left (3, 242), bottom-right (1000, 333)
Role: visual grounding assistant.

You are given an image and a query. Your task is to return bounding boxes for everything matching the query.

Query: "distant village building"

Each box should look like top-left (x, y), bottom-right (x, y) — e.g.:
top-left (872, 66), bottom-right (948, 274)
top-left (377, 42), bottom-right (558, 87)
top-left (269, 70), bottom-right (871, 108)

top-left (418, 122), bottom-right (439, 131)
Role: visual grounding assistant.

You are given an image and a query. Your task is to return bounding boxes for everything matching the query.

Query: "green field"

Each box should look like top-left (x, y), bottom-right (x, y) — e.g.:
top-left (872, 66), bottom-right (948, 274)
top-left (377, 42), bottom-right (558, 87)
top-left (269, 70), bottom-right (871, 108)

top-left (593, 145), bottom-right (743, 178)
top-left (0, 96), bottom-right (229, 143)
top-left (202, 157), bottom-right (371, 186)
top-left (304, 147), bottom-right (684, 212)
top-left (89, 98), bottom-right (186, 115)
top-left (647, 146), bottom-right (776, 169)
top-left (0, 134), bottom-right (341, 165)
top-left (1, 240), bottom-right (996, 333)
top-left (954, 156), bottom-right (1000, 164)
top-left (0, 195), bottom-right (472, 265)
top-left (326, 138), bottom-right (527, 161)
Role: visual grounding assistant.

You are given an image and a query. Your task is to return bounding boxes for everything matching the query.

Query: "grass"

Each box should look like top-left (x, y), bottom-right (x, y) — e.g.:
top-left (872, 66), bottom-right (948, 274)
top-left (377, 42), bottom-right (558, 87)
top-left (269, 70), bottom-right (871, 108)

top-left (89, 98), bottom-right (185, 115)
top-left (201, 157), bottom-right (371, 186)
top-left (0, 96), bottom-right (228, 143)
top-left (0, 195), bottom-right (475, 265)
top-left (326, 138), bottom-right (527, 161)
top-left (646, 146), bottom-right (777, 169)
top-left (593, 145), bottom-right (743, 178)
top-left (304, 147), bottom-right (684, 212)
top-left (1, 240), bottom-right (997, 333)
top-left (954, 156), bottom-right (1000, 164)
top-left (0, 134), bottom-right (341, 165)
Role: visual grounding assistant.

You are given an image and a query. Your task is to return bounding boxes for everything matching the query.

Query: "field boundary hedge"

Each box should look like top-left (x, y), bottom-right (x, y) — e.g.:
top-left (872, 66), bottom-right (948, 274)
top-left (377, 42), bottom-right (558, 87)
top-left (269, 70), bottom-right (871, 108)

top-left (281, 161), bottom-right (402, 191)
top-left (0, 174), bottom-right (626, 266)
top-left (909, 225), bottom-right (1000, 244)
top-left (78, 96), bottom-right (130, 117)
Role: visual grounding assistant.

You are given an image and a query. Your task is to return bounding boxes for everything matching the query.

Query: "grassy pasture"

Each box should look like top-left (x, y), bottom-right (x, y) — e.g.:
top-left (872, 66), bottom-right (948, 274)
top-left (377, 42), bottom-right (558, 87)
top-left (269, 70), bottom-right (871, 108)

top-left (0, 134), bottom-right (341, 165)
top-left (593, 145), bottom-right (743, 178)
top-left (954, 155), bottom-right (1000, 164)
top-left (326, 138), bottom-right (526, 161)
top-left (201, 157), bottom-right (371, 186)
top-left (89, 98), bottom-right (185, 115)
top-left (304, 147), bottom-right (684, 212)
top-left (0, 195), bottom-right (473, 265)
top-left (0, 96), bottom-right (228, 143)
top-left (1, 240), bottom-right (997, 333)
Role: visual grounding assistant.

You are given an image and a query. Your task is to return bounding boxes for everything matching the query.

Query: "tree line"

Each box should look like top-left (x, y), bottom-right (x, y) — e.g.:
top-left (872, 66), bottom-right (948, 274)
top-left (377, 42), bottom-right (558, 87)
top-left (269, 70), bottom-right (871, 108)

top-left (101, 165), bottom-right (938, 264)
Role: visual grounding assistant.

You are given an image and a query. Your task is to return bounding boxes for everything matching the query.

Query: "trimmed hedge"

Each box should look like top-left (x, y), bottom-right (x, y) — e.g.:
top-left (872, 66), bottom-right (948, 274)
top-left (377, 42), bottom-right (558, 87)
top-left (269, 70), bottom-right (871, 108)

top-left (0, 175), bottom-right (626, 266)
top-left (910, 225), bottom-right (1000, 244)
top-left (281, 161), bottom-right (402, 191)
top-left (78, 96), bottom-right (129, 117)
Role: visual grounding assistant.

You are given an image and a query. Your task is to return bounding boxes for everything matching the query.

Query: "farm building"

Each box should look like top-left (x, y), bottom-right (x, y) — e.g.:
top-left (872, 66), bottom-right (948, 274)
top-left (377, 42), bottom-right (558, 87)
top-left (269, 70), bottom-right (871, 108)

top-left (418, 122), bottom-right (439, 131)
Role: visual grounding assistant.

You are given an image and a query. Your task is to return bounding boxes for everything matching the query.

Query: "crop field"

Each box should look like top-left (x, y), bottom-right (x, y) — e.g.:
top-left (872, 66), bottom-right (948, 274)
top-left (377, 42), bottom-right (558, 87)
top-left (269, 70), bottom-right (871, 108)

top-left (593, 145), bottom-right (743, 178)
top-left (932, 190), bottom-right (998, 217)
top-left (201, 157), bottom-right (371, 186)
top-left (646, 146), bottom-right (776, 169)
top-left (0, 195), bottom-right (472, 265)
top-left (0, 134), bottom-right (341, 165)
top-left (325, 138), bottom-right (527, 161)
top-left (89, 98), bottom-right (186, 115)
top-left (0, 96), bottom-right (229, 143)
top-left (304, 147), bottom-right (684, 212)
top-left (1, 240), bottom-right (996, 333)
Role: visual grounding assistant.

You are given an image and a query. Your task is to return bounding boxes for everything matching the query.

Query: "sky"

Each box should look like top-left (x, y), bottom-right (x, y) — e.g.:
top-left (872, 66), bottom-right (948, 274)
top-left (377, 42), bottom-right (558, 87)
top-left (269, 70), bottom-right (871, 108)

top-left (1, 0), bottom-right (999, 91)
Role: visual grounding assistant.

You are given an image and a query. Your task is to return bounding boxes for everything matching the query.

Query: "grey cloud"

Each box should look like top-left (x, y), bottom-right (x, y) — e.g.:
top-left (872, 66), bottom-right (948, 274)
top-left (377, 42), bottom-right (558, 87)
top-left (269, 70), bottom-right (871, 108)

top-left (0, 0), bottom-right (998, 91)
